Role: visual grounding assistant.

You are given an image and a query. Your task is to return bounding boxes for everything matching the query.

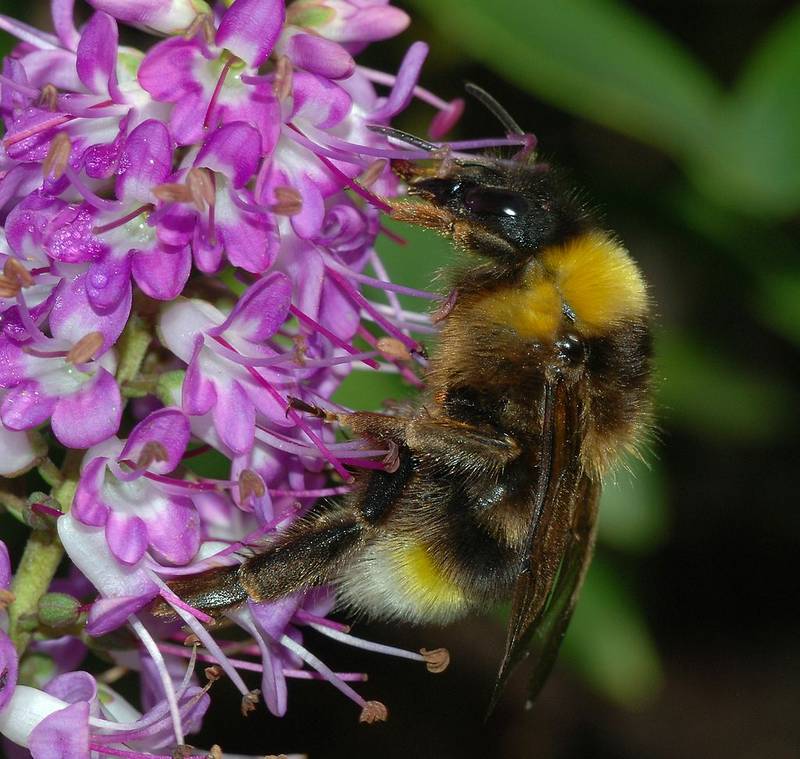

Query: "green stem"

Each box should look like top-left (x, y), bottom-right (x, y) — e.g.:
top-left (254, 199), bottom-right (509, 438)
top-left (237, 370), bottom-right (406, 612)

top-left (7, 476), bottom-right (76, 655)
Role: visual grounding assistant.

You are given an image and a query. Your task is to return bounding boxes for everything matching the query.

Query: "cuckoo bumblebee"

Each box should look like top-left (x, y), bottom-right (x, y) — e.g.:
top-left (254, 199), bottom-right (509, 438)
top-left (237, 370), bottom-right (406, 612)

top-left (163, 85), bottom-right (653, 709)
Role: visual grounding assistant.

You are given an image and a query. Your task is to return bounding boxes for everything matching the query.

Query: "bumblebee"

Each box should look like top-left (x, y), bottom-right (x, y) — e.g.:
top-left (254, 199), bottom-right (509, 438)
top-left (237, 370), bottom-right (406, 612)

top-left (165, 85), bottom-right (653, 708)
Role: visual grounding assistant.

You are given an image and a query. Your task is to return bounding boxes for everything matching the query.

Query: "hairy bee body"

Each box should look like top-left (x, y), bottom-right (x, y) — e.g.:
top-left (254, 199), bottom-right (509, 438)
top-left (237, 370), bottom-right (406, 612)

top-left (165, 117), bottom-right (653, 705)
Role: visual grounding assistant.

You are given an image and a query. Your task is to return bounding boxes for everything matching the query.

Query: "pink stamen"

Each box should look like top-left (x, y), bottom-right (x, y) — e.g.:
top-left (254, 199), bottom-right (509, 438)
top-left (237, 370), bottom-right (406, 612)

top-left (22, 346), bottom-right (68, 359)
top-left (63, 164), bottom-right (121, 211)
top-left (14, 291), bottom-right (54, 345)
top-left (379, 223), bottom-right (407, 245)
top-left (87, 745), bottom-right (180, 759)
top-left (321, 255), bottom-right (438, 300)
top-left (285, 123), bottom-right (368, 166)
top-left (2, 113), bottom-right (74, 148)
top-left (309, 622), bottom-right (426, 664)
top-left (279, 633), bottom-right (368, 709)
top-left (157, 587), bottom-right (214, 625)
top-left (289, 127), bottom-right (392, 213)
top-left (205, 337), bottom-right (378, 370)
top-left (338, 457), bottom-right (388, 471)
top-left (327, 268), bottom-right (420, 351)
top-left (203, 56), bottom-right (234, 129)
top-left (290, 304), bottom-right (380, 370)
top-left (30, 502), bottom-right (62, 519)
top-left (92, 204), bottom-right (153, 235)
top-left (294, 609), bottom-right (350, 632)
top-left (269, 486), bottom-right (351, 498)
top-left (356, 326), bottom-right (423, 388)
top-left (181, 443), bottom-right (212, 459)
top-left (211, 334), bottom-right (352, 481)
top-left (157, 642), bottom-right (367, 682)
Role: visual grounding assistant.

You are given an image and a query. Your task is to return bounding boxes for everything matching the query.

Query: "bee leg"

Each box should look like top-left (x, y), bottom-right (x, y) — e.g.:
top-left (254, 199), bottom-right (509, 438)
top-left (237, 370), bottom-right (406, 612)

top-left (287, 398), bottom-right (412, 443)
top-left (406, 417), bottom-right (520, 474)
top-left (239, 508), bottom-right (365, 602)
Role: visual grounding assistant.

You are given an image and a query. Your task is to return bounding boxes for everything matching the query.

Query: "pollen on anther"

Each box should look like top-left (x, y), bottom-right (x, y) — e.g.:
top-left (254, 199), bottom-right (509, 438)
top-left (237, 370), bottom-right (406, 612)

top-left (240, 689), bottom-right (261, 716)
top-left (187, 167), bottom-right (216, 211)
top-left (137, 441), bottom-right (169, 469)
top-left (39, 83), bottom-right (58, 111)
top-left (273, 55), bottom-right (293, 101)
top-left (4, 258), bottom-right (34, 288)
top-left (271, 186), bottom-right (303, 216)
top-left (66, 331), bottom-right (103, 364)
top-left (420, 647), bottom-right (450, 673)
top-left (42, 132), bottom-right (72, 179)
top-left (238, 469), bottom-right (266, 504)
top-left (359, 700), bottom-right (389, 724)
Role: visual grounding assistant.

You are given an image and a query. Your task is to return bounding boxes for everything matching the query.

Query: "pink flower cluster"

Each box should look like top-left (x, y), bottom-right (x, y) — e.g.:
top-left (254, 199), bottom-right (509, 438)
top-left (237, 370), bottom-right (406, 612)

top-left (0, 0), bottom-right (507, 756)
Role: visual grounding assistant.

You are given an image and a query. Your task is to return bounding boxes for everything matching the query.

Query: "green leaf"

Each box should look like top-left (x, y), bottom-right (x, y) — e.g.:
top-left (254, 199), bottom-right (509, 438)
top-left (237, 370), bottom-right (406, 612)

top-left (757, 270), bottom-right (800, 347)
top-left (655, 330), bottom-right (792, 441)
top-left (406, 0), bottom-right (719, 159)
top-left (599, 457), bottom-right (669, 553)
top-left (689, 7), bottom-right (800, 216)
top-left (562, 555), bottom-right (662, 707)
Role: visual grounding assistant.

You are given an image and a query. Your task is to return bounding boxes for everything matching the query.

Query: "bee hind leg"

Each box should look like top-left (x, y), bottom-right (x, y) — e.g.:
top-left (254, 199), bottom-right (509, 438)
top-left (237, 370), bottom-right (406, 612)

top-left (239, 508), bottom-right (365, 602)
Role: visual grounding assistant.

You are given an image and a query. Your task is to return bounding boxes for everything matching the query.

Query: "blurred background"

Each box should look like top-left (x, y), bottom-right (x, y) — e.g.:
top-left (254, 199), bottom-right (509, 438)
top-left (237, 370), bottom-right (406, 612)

top-left (5, 1), bottom-right (800, 757)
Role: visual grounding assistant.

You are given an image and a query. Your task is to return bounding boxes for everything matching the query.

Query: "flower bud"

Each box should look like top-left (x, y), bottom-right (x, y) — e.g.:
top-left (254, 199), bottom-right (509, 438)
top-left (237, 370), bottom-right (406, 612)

top-left (37, 593), bottom-right (83, 629)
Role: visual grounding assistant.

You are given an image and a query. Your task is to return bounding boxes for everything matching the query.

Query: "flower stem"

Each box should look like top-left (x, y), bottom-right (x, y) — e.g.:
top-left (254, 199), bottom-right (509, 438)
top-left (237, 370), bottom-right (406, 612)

top-left (7, 469), bottom-right (77, 655)
top-left (115, 314), bottom-right (152, 385)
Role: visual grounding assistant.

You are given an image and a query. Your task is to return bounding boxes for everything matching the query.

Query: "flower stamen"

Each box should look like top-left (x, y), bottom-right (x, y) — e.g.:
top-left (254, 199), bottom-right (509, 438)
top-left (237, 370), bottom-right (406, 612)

top-left (270, 186), bottom-right (302, 216)
top-left (42, 132), bottom-right (72, 179)
top-left (38, 83), bottom-right (58, 111)
top-left (92, 203), bottom-right (154, 234)
top-left (67, 331), bottom-right (103, 364)
top-left (273, 55), bottom-right (293, 101)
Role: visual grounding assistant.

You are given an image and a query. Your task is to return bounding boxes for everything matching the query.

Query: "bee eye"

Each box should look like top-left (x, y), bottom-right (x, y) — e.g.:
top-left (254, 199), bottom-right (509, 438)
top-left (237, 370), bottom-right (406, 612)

top-left (464, 187), bottom-right (529, 217)
top-left (556, 334), bottom-right (586, 365)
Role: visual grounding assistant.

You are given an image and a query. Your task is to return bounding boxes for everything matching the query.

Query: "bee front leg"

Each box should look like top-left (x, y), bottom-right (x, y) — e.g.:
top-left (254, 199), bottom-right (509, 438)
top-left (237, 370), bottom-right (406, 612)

top-left (287, 396), bottom-right (412, 444)
top-left (405, 417), bottom-right (520, 475)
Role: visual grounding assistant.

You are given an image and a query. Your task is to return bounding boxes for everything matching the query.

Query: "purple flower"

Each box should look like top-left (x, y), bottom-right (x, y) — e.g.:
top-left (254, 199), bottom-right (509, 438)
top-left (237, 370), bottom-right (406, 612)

top-left (0, 0), bottom-right (500, 751)
top-left (72, 408), bottom-right (201, 566)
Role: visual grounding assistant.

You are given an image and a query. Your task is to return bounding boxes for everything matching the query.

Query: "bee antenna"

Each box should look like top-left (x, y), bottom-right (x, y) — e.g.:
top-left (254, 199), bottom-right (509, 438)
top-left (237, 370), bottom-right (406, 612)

top-left (367, 124), bottom-right (439, 152)
top-left (464, 82), bottom-right (524, 136)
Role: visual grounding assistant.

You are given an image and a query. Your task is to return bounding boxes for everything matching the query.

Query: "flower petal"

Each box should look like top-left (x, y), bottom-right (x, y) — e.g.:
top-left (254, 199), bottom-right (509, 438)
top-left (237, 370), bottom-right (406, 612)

top-left (196, 122), bottom-right (261, 188)
top-left (49, 272), bottom-right (131, 354)
top-left (285, 32), bottom-right (355, 80)
top-left (28, 700), bottom-right (89, 759)
top-left (216, 0), bottom-right (285, 68)
top-left (85, 253), bottom-right (132, 313)
top-left (51, 368), bottom-right (122, 448)
top-left (0, 630), bottom-right (18, 713)
top-left (76, 12), bottom-right (118, 96)
top-left (116, 119), bottom-right (173, 203)
top-left (1, 381), bottom-right (56, 431)
top-left (119, 407), bottom-right (190, 474)
top-left (212, 379), bottom-right (254, 455)
top-left (211, 271), bottom-right (292, 343)
top-left (131, 244), bottom-right (191, 301)
top-left (72, 456), bottom-right (111, 527)
top-left (145, 496), bottom-right (200, 566)
top-left (105, 511), bottom-right (148, 565)
top-left (370, 40), bottom-right (428, 122)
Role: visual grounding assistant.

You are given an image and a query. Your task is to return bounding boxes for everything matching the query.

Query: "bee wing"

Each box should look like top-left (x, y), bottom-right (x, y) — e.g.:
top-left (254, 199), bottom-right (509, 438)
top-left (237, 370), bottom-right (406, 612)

top-left (488, 382), bottom-right (600, 713)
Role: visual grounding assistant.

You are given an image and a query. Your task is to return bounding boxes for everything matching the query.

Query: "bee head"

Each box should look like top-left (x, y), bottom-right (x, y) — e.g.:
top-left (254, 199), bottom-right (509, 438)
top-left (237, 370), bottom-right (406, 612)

top-left (399, 161), bottom-right (584, 259)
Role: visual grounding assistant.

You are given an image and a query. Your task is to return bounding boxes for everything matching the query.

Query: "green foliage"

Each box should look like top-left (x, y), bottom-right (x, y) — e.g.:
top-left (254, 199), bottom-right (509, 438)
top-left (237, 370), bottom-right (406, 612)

top-left (562, 556), bottom-right (663, 707)
top-left (406, 0), bottom-right (719, 159)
